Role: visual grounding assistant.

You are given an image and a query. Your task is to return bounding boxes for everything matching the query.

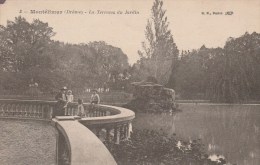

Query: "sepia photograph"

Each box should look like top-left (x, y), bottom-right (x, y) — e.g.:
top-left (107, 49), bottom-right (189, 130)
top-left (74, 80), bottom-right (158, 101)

top-left (0, 0), bottom-right (259, 164)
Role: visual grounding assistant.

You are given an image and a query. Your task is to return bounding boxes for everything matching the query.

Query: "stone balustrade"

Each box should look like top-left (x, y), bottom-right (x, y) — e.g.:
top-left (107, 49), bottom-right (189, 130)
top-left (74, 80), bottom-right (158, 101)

top-left (0, 99), bottom-right (135, 165)
top-left (65, 103), bottom-right (117, 117)
top-left (79, 105), bottom-right (135, 143)
top-left (0, 99), bottom-right (54, 120)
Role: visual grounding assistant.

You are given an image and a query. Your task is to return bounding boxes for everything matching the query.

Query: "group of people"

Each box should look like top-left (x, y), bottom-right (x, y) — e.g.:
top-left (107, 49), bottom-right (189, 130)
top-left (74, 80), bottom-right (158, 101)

top-left (53, 86), bottom-right (100, 118)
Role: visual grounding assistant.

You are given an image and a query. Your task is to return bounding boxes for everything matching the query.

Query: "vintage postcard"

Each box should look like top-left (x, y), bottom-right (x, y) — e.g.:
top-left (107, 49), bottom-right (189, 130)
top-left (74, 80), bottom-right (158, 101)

top-left (0, 0), bottom-right (259, 165)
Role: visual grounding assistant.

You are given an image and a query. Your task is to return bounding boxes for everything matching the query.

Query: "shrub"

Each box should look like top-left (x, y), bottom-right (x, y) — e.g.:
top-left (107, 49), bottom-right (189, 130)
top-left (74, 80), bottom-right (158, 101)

top-left (104, 129), bottom-right (229, 165)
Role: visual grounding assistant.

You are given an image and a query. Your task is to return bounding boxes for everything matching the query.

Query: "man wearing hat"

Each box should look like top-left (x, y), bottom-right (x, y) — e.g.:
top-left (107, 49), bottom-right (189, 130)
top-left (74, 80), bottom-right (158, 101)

top-left (53, 86), bottom-right (68, 117)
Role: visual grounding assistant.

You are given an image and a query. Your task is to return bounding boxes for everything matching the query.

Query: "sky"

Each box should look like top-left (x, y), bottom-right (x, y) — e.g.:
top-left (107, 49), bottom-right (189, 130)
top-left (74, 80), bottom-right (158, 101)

top-left (0, 0), bottom-right (259, 64)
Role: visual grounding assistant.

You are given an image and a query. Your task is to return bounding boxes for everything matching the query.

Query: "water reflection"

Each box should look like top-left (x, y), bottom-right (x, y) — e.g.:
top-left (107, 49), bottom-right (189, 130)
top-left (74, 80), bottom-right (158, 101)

top-left (133, 104), bottom-right (260, 165)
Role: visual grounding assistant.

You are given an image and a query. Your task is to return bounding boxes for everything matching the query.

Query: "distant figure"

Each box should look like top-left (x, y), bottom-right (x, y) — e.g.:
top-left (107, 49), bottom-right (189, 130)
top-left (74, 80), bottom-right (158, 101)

top-left (53, 86), bottom-right (67, 117)
top-left (28, 78), bottom-right (40, 97)
top-left (77, 99), bottom-right (85, 117)
top-left (64, 90), bottom-right (74, 115)
top-left (90, 89), bottom-right (100, 104)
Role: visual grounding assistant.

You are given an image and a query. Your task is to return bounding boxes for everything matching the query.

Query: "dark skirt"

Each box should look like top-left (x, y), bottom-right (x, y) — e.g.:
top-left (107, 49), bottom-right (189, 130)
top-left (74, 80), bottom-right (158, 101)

top-left (52, 103), bottom-right (65, 118)
top-left (91, 101), bottom-right (98, 104)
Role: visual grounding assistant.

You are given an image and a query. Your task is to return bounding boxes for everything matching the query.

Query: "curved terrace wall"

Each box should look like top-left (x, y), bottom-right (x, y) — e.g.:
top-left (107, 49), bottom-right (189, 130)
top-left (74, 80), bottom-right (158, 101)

top-left (0, 99), bottom-right (135, 165)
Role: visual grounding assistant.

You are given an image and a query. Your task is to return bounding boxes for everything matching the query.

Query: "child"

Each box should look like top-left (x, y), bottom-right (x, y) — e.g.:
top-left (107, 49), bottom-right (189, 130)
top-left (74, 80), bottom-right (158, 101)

top-left (77, 99), bottom-right (85, 117)
top-left (64, 90), bottom-right (74, 115)
top-left (66, 90), bottom-right (74, 103)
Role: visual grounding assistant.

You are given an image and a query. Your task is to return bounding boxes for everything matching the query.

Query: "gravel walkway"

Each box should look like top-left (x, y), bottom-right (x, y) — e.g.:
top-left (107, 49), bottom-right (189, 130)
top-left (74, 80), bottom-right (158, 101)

top-left (0, 119), bottom-right (57, 165)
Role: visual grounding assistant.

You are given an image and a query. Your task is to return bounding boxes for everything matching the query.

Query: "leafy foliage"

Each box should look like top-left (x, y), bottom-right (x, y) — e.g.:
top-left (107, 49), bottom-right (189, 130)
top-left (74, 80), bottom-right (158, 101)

top-left (136, 0), bottom-right (179, 85)
top-left (105, 129), bottom-right (229, 165)
top-left (0, 17), bottom-right (130, 94)
top-left (168, 32), bottom-right (260, 102)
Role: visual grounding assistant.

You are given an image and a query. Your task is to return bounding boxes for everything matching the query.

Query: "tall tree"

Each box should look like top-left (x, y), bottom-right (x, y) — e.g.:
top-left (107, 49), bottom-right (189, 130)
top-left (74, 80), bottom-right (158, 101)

top-left (0, 16), bottom-right (55, 72)
top-left (138, 0), bottom-right (179, 84)
top-left (208, 32), bottom-right (260, 102)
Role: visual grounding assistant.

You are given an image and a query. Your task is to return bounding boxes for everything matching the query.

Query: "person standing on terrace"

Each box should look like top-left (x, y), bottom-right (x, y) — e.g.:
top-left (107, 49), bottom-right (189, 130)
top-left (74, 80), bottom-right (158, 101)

top-left (53, 86), bottom-right (67, 117)
top-left (90, 89), bottom-right (100, 104)
top-left (77, 99), bottom-right (85, 117)
top-left (64, 90), bottom-right (74, 115)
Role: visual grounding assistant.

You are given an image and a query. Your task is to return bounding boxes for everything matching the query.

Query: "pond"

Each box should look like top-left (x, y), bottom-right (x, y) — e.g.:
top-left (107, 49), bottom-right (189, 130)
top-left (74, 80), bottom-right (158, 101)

top-left (0, 119), bottom-right (57, 165)
top-left (133, 103), bottom-right (260, 165)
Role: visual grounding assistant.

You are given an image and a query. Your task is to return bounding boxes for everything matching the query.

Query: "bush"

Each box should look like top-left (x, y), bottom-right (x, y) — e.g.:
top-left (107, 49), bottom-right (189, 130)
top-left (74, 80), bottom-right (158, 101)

top-left (104, 129), bottom-right (229, 165)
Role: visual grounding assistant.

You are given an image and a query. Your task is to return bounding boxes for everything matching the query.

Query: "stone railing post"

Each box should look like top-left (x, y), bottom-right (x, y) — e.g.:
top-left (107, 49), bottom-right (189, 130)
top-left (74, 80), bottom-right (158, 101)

top-left (113, 125), bottom-right (119, 144)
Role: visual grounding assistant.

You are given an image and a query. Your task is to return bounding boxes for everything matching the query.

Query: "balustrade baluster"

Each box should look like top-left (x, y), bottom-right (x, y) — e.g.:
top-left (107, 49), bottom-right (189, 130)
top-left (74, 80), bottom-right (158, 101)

top-left (113, 125), bottom-right (119, 144)
top-left (20, 104), bottom-right (24, 117)
top-left (40, 105), bottom-right (44, 119)
top-left (34, 105), bottom-right (38, 118)
top-left (36, 105), bottom-right (40, 118)
top-left (1, 104), bottom-right (5, 116)
top-left (17, 104), bottom-right (21, 117)
top-left (106, 128), bottom-right (111, 142)
top-left (27, 104), bottom-right (32, 118)
top-left (71, 107), bottom-right (74, 116)
top-left (5, 104), bottom-right (8, 116)
top-left (124, 124), bottom-right (129, 139)
top-left (37, 105), bottom-right (41, 118)
top-left (89, 108), bottom-right (92, 117)
top-left (92, 109), bottom-right (94, 117)
top-left (8, 104), bottom-right (11, 116)
top-left (2, 104), bottom-right (6, 116)
top-left (28, 105), bottom-right (33, 117)
top-left (31, 105), bottom-right (35, 118)
top-left (35, 105), bottom-right (38, 118)
top-left (126, 123), bottom-right (130, 139)
top-left (4, 104), bottom-right (7, 116)
top-left (0, 104), bottom-right (3, 116)
top-left (119, 125), bottom-right (124, 140)
top-left (15, 104), bottom-right (19, 117)
top-left (50, 106), bottom-right (53, 119)
top-left (33, 104), bottom-right (36, 118)
top-left (42, 105), bottom-right (46, 119)
top-left (18, 104), bottom-right (22, 117)
top-left (70, 107), bottom-right (73, 116)
top-left (92, 108), bottom-right (95, 117)
top-left (11, 104), bottom-right (14, 116)
top-left (95, 110), bottom-right (97, 117)
top-left (38, 105), bottom-right (41, 118)
top-left (74, 107), bottom-right (77, 116)
top-left (9, 104), bottom-right (13, 116)
top-left (122, 124), bottom-right (126, 140)
top-left (15, 104), bottom-right (19, 116)
top-left (96, 128), bottom-right (101, 138)
top-left (67, 107), bottom-right (71, 116)
top-left (72, 106), bottom-right (76, 116)
top-left (26, 104), bottom-right (30, 117)
top-left (7, 104), bottom-right (10, 116)
top-left (12, 104), bottom-right (15, 116)
top-left (24, 104), bottom-right (28, 117)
